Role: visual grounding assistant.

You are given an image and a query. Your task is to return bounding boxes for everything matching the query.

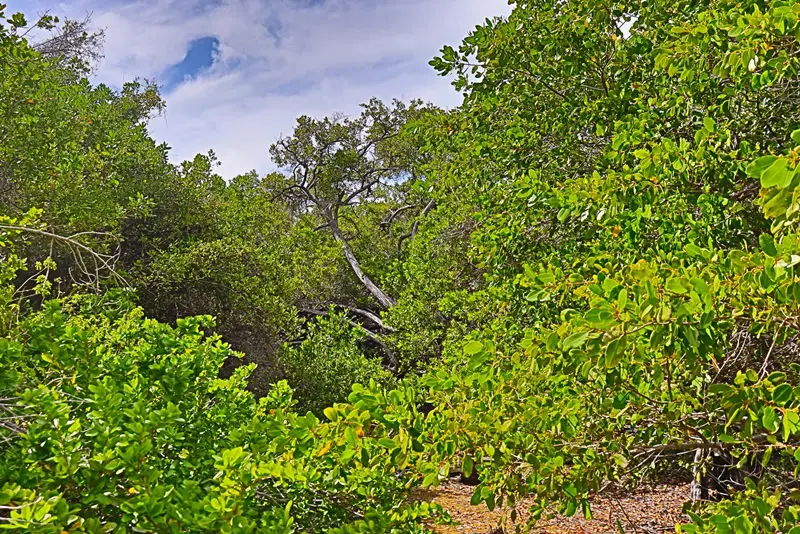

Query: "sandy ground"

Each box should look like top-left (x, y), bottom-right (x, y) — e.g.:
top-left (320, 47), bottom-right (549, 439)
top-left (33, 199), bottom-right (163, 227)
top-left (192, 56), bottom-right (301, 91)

top-left (417, 480), bottom-right (690, 533)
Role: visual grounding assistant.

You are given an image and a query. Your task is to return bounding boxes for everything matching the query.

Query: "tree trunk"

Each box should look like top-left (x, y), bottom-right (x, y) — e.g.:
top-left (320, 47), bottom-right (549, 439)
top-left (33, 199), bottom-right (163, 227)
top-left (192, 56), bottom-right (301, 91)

top-left (690, 448), bottom-right (707, 502)
top-left (328, 218), bottom-right (396, 309)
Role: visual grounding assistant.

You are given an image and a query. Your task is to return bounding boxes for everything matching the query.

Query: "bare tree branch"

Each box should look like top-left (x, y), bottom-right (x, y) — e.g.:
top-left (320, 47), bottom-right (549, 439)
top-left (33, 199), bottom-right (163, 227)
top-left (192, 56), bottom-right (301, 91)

top-left (0, 224), bottom-right (126, 292)
top-left (397, 199), bottom-right (436, 252)
top-left (31, 13), bottom-right (105, 72)
top-left (380, 204), bottom-right (418, 231)
top-left (328, 219), bottom-right (396, 308)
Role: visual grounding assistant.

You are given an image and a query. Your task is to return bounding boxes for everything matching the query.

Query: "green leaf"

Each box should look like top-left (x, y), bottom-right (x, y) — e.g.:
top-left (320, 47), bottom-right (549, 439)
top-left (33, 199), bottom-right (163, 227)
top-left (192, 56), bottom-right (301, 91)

top-left (523, 264), bottom-right (537, 280)
top-left (760, 234), bottom-right (779, 257)
top-left (467, 351), bottom-right (490, 371)
top-left (746, 155), bottom-right (778, 178)
top-left (773, 384), bottom-right (793, 406)
top-left (782, 410), bottom-right (799, 441)
top-left (563, 331), bottom-right (588, 349)
top-left (760, 158), bottom-right (794, 189)
top-left (422, 472), bottom-right (439, 488)
top-left (790, 282), bottom-right (800, 303)
top-left (768, 371), bottom-right (787, 384)
top-left (344, 426), bottom-right (359, 446)
top-left (708, 383), bottom-right (733, 394)
top-left (682, 325), bottom-right (699, 349)
top-left (666, 277), bottom-right (687, 294)
top-left (684, 243), bottom-right (707, 259)
top-left (791, 129), bottom-right (800, 145)
top-left (470, 487), bottom-right (482, 506)
top-left (617, 289), bottom-right (628, 310)
top-left (537, 272), bottom-right (557, 285)
top-left (462, 456), bottom-right (474, 478)
top-left (546, 332), bottom-right (560, 351)
top-left (464, 340), bottom-right (484, 355)
top-left (378, 438), bottom-right (396, 448)
top-left (754, 497), bottom-right (771, 517)
top-left (605, 336), bottom-right (627, 368)
top-left (762, 407), bottom-right (780, 433)
top-left (585, 307), bottom-right (615, 328)
top-left (690, 277), bottom-right (709, 295)
top-left (582, 498), bottom-right (592, 520)
top-left (485, 491), bottom-right (495, 511)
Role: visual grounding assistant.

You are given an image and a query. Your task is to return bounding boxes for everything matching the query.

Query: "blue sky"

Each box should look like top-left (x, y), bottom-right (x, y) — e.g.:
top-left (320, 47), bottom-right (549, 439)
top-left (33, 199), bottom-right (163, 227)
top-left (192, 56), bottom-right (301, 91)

top-left (8, 0), bottom-right (511, 177)
top-left (161, 36), bottom-right (219, 91)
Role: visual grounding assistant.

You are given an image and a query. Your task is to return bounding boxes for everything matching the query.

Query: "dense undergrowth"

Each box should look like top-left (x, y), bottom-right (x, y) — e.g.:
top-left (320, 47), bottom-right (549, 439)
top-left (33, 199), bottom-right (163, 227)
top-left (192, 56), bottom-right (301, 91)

top-left (2, 0), bottom-right (800, 532)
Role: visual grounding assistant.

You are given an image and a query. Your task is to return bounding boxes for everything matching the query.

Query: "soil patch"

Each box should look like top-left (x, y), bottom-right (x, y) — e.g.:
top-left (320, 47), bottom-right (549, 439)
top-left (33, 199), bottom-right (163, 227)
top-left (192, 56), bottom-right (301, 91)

top-left (418, 481), bottom-right (690, 533)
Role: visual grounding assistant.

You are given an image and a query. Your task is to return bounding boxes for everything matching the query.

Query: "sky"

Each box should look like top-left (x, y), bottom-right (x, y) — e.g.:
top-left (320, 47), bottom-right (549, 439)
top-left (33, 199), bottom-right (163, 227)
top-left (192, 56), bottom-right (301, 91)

top-left (7, 0), bottom-right (511, 178)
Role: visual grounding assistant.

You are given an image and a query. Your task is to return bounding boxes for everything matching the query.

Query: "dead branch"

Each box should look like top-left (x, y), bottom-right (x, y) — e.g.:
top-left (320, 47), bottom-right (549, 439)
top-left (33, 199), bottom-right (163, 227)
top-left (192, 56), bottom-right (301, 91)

top-left (0, 224), bottom-right (127, 291)
top-left (397, 199), bottom-right (436, 252)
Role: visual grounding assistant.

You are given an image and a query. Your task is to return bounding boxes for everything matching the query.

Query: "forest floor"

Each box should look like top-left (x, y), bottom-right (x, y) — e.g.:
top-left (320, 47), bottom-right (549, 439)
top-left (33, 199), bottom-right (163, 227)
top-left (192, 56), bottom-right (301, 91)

top-left (417, 480), bottom-right (690, 533)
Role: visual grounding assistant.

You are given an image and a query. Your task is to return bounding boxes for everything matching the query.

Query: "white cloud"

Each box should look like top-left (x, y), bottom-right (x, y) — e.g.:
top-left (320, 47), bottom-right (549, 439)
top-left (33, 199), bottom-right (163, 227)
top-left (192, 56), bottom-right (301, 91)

top-left (6, 0), bottom-right (511, 177)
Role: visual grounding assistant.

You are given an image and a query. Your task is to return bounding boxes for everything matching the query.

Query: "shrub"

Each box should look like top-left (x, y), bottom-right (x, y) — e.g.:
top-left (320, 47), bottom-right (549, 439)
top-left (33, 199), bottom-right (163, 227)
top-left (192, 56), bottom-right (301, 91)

top-left (283, 311), bottom-right (394, 415)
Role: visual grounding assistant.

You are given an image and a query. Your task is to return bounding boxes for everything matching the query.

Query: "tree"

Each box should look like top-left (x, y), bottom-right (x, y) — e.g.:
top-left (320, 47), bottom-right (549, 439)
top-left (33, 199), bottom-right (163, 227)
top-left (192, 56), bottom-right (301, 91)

top-left (0, 222), bottom-right (439, 533)
top-left (410, 1), bottom-right (800, 531)
top-left (31, 14), bottom-right (105, 74)
top-left (270, 98), bottom-right (431, 311)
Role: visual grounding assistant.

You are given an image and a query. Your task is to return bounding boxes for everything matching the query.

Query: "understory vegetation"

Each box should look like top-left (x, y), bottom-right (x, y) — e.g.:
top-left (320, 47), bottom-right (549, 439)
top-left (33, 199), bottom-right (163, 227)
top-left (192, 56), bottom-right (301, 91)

top-left (1, 0), bottom-right (800, 532)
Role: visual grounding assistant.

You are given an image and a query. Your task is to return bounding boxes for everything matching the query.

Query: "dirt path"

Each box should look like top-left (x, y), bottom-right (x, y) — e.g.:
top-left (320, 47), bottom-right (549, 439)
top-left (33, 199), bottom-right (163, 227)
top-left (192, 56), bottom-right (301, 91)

top-left (419, 481), bottom-right (690, 533)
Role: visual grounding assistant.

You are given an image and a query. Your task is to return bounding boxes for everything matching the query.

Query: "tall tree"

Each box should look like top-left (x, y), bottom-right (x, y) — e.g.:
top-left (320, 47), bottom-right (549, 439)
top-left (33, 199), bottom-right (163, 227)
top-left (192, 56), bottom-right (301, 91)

top-left (270, 98), bottom-right (429, 311)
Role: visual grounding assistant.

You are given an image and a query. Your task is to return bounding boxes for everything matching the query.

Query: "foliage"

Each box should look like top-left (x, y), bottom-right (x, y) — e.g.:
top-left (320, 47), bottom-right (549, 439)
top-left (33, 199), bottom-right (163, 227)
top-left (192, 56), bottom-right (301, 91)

top-left (0, 9), bottom-right (167, 234)
top-left (5, 0), bottom-right (800, 532)
top-left (0, 257), bottom-right (437, 531)
top-left (408, 0), bottom-right (800, 531)
top-left (283, 311), bottom-right (394, 415)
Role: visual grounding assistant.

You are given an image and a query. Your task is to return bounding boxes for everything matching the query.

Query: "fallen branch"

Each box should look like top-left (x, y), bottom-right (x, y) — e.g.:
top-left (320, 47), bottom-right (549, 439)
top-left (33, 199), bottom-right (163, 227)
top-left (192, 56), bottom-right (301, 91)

top-left (335, 304), bottom-right (395, 333)
top-left (633, 434), bottom-right (774, 458)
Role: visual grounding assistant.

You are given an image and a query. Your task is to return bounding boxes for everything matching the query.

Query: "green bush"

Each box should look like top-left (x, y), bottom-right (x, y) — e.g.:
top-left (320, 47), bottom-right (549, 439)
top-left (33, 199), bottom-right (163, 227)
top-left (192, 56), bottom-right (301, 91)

top-left (284, 311), bottom-right (394, 415)
top-left (0, 223), bottom-right (436, 532)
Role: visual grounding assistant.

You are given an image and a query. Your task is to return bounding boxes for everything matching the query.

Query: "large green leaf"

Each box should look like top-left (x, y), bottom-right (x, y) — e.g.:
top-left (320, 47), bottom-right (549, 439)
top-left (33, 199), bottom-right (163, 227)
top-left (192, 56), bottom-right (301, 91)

top-left (760, 158), bottom-right (795, 189)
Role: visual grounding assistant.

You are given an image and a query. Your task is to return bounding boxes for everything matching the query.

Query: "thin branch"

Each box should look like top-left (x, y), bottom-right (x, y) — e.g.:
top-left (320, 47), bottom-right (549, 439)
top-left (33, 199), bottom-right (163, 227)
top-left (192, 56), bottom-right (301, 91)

top-left (343, 177), bottom-right (383, 206)
top-left (758, 322), bottom-right (786, 379)
top-left (633, 434), bottom-right (774, 458)
top-left (380, 204), bottom-right (418, 231)
top-left (0, 224), bottom-right (126, 290)
top-left (397, 199), bottom-right (436, 252)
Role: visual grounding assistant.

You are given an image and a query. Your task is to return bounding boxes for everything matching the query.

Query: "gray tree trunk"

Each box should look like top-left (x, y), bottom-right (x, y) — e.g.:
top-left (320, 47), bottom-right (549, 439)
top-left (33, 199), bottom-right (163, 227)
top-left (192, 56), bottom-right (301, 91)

top-left (328, 218), bottom-right (396, 309)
